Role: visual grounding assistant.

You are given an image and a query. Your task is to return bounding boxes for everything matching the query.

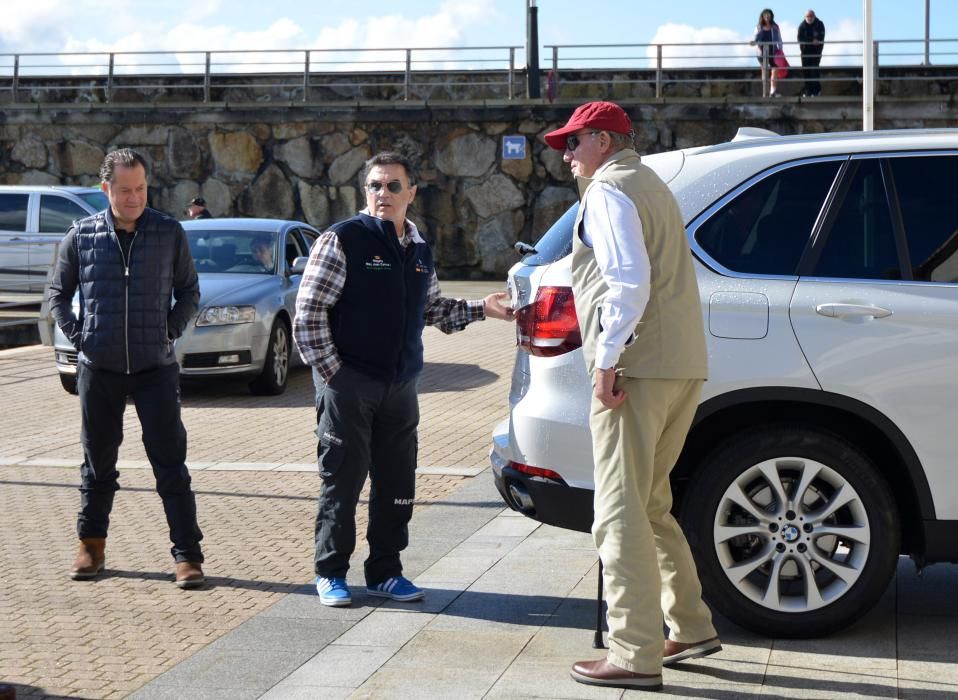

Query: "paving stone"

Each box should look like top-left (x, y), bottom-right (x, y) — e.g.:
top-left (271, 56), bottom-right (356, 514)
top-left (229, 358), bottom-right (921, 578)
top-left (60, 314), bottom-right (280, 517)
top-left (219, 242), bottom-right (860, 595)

top-left (272, 644), bottom-right (395, 688)
top-left (332, 610), bottom-right (434, 647)
top-left (352, 664), bottom-right (500, 700)
top-left (260, 686), bottom-right (353, 700)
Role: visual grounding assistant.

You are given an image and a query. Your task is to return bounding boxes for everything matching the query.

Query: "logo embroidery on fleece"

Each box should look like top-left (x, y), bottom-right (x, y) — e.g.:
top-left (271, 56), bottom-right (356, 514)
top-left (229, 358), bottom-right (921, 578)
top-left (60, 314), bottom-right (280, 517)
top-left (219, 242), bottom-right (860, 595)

top-left (414, 259), bottom-right (430, 274)
top-left (365, 255), bottom-right (392, 271)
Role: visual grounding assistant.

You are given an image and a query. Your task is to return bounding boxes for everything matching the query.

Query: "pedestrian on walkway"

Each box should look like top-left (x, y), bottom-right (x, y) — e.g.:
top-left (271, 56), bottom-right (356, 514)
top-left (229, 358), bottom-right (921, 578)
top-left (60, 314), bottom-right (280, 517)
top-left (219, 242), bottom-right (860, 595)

top-left (798, 8), bottom-right (826, 96)
top-left (751, 8), bottom-right (784, 96)
top-left (543, 102), bottom-right (721, 691)
top-left (293, 151), bottom-right (514, 608)
top-left (48, 148), bottom-right (206, 589)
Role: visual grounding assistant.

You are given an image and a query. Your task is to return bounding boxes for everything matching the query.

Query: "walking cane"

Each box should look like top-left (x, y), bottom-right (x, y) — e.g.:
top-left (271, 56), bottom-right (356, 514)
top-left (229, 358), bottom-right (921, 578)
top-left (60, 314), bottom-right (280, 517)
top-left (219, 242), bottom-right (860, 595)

top-left (592, 559), bottom-right (605, 649)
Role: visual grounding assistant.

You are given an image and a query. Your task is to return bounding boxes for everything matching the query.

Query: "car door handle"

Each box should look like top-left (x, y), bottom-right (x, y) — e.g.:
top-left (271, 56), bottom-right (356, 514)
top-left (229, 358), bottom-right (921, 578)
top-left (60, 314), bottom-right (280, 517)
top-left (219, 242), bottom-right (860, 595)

top-left (815, 303), bottom-right (892, 319)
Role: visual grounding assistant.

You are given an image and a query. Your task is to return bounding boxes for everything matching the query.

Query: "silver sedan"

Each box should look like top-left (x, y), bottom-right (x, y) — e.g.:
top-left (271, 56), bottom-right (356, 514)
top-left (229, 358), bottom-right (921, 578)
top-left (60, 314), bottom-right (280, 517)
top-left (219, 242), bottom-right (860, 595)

top-left (53, 218), bottom-right (320, 396)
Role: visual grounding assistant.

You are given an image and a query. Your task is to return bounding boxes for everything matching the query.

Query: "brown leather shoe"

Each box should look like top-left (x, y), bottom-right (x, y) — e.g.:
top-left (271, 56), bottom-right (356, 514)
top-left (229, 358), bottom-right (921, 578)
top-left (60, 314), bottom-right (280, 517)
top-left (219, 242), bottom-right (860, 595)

top-left (69, 538), bottom-right (106, 580)
top-left (663, 636), bottom-right (722, 665)
top-left (174, 561), bottom-right (205, 589)
top-left (570, 658), bottom-right (662, 690)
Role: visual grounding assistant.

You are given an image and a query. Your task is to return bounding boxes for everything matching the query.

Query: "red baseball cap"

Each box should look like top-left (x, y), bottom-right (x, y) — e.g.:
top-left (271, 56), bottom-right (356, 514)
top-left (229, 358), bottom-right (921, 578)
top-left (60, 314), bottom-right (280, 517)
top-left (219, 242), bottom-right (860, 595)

top-left (544, 101), bottom-right (633, 150)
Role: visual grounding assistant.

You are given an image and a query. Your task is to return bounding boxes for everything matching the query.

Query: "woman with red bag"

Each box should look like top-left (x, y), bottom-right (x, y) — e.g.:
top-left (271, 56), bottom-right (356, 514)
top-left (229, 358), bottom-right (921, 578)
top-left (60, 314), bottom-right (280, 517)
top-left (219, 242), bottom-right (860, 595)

top-left (750, 8), bottom-right (785, 96)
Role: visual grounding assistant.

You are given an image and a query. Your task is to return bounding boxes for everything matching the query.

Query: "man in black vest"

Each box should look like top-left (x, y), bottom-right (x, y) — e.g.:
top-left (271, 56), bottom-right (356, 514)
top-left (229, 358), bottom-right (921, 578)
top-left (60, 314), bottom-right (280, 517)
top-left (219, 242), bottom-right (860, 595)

top-left (798, 9), bottom-right (826, 96)
top-left (293, 151), bottom-right (513, 607)
top-left (48, 149), bottom-right (205, 588)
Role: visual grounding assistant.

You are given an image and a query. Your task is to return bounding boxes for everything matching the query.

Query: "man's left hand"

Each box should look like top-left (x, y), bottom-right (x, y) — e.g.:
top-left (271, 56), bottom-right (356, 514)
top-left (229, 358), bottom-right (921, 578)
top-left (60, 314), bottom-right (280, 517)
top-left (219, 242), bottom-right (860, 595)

top-left (594, 367), bottom-right (626, 409)
top-left (483, 292), bottom-right (515, 321)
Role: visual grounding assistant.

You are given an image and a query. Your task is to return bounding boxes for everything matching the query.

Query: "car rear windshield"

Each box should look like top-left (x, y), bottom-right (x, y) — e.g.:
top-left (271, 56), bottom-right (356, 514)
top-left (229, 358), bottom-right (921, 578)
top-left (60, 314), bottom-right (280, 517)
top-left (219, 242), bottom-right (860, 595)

top-left (520, 203), bottom-right (578, 266)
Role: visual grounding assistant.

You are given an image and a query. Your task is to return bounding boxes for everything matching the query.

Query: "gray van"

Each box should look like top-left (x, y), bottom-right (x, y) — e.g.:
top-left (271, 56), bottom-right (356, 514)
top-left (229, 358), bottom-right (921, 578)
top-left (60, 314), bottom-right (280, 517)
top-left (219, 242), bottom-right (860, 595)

top-left (0, 185), bottom-right (108, 292)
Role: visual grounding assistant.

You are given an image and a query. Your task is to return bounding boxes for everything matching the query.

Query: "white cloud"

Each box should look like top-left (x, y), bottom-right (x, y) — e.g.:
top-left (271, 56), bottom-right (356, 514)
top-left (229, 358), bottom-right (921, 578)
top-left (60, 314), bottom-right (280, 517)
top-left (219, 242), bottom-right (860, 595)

top-left (10, 0), bottom-right (504, 76)
top-left (0, 0), bottom-right (72, 48)
top-left (821, 19), bottom-right (864, 66)
top-left (647, 23), bottom-right (757, 68)
top-left (310, 0), bottom-right (507, 71)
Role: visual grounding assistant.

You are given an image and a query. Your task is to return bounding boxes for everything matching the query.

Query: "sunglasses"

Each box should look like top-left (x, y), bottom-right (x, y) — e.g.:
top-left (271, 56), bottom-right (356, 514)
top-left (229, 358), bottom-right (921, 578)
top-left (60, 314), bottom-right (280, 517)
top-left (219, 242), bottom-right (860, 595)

top-left (565, 131), bottom-right (602, 152)
top-left (365, 180), bottom-right (405, 194)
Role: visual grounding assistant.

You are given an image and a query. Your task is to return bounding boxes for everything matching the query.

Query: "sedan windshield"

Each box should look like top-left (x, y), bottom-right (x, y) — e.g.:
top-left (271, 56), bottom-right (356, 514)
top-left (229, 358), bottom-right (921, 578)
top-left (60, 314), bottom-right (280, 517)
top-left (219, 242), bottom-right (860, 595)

top-left (186, 230), bottom-right (278, 274)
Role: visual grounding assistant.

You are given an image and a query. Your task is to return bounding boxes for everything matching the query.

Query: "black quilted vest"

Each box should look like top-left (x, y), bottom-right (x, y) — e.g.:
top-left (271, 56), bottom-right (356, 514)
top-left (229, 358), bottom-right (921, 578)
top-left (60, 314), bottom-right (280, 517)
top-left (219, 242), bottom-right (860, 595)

top-left (75, 208), bottom-right (191, 373)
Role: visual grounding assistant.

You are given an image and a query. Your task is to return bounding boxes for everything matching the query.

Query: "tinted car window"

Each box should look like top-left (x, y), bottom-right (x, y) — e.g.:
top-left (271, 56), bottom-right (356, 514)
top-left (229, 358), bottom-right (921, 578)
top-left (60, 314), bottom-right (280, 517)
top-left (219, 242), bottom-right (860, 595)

top-left (888, 155), bottom-right (958, 283)
top-left (78, 192), bottom-right (109, 211)
top-left (0, 194), bottom-right (29, 230)
top-left (40, 195), bottom-right (88, 233)
top-left (521, 203), bottom-right (578, 267)
top-left (696, 161), bottom-right (840, 275)
top-left (814, 160), bottom-right (900, 280)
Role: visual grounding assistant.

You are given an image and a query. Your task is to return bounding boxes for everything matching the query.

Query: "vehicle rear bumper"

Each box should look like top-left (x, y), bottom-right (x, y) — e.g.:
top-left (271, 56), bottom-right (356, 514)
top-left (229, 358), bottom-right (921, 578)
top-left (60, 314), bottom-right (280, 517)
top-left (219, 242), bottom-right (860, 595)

top-left (490, 445), bottom-right (594, 534)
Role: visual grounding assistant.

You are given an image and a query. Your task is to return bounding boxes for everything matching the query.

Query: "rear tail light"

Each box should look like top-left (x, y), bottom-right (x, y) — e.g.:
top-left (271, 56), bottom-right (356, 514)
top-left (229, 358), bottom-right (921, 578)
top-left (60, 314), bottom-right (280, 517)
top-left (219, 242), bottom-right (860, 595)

top-left (515, 285), bottom-right (582, 357)
top-left (510, 461), bottom-right (566, 483)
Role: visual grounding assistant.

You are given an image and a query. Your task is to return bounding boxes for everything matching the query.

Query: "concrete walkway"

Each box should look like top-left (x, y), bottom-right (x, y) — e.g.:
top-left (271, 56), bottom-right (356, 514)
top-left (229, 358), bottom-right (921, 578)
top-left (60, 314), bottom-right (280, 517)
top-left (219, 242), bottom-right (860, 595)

top-left (131, 470), bottom-right (958, 700)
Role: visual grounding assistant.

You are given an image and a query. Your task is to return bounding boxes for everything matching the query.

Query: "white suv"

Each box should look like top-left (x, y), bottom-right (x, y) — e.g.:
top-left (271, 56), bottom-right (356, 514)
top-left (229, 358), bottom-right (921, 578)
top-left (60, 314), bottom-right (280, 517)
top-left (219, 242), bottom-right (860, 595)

top-left (491, 128), bottom-right (958, 638)
top-left (0, 185), bottom-right (108, 292)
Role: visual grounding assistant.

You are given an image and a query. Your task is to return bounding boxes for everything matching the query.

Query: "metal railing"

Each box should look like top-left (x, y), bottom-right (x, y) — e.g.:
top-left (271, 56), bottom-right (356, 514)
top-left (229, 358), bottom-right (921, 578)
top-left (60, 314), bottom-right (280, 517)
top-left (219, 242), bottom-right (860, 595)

top-left (545, 38), bottom-right (958, 98)
top-left (0, 39), bottom-right (955, 105)
top-left (0, 46), bottom-right (524, 103)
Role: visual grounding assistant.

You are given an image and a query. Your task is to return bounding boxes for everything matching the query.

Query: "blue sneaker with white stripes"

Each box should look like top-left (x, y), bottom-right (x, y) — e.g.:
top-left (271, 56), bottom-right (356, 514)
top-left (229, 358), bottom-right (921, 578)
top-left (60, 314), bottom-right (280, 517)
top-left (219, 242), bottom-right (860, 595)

top-left (366, 576), bottom-right (424, 602)
top-left (315, 576), bottom-right (351, 607)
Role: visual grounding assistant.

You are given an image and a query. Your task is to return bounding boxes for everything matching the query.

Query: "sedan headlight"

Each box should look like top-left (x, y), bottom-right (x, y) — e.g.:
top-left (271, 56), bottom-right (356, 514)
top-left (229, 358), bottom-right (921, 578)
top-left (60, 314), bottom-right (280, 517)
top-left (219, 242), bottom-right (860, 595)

top-left (195, 305), bottom-right (256, 326)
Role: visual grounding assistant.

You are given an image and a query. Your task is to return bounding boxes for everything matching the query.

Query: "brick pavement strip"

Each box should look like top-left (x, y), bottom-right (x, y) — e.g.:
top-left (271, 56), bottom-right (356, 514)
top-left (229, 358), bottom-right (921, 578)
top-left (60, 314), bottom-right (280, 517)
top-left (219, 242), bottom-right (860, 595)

top-left (0, 287), bottom-right (518, 699)
top-left (0, 466), bottom-right (467, 698)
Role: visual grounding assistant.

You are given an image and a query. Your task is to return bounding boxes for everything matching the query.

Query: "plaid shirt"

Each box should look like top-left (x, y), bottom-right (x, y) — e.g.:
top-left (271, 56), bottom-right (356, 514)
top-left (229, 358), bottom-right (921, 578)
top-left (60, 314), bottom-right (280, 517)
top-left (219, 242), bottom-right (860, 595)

top-left (293, 218), bottom-right (485, 382)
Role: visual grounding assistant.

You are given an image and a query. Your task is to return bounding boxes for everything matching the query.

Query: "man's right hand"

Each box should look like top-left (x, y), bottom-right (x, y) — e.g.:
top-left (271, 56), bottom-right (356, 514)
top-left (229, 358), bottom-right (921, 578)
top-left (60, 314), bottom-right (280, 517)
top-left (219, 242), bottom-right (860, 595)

top-left (594, 367), bottom-right (626, 410)
top-left (483, 292), bottom-right (515, 321)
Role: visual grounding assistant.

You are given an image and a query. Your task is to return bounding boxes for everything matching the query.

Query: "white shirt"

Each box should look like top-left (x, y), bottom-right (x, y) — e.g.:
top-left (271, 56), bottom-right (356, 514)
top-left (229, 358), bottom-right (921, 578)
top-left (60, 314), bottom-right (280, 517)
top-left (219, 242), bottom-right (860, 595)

top-left (580, 160), bottom-right (652, 371)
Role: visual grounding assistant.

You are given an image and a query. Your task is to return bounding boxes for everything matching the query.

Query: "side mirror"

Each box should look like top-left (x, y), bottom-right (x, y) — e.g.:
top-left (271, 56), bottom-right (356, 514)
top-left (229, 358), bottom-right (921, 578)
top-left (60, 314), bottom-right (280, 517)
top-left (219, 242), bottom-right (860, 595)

top-left (289, 256), bottom-right (309, 275)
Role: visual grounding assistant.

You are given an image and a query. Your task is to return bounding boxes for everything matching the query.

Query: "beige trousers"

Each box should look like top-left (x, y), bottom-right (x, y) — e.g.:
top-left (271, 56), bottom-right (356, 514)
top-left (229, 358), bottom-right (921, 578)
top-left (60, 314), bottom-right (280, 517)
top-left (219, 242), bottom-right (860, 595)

top-left (589, 376), bottom-right (716, 674)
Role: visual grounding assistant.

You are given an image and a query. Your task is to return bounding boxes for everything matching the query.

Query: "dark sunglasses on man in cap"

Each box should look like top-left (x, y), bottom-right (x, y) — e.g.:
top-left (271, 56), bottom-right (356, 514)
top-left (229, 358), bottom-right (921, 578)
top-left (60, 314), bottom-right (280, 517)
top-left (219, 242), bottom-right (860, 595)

top-left (565, 131), bottom-right (603, 152)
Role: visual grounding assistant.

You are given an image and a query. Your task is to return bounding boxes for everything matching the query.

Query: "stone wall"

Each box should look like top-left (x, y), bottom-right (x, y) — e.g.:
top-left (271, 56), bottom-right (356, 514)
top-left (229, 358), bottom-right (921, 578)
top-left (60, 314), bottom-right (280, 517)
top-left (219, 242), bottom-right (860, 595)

top-left (2, 96), bottom-right (958, 277)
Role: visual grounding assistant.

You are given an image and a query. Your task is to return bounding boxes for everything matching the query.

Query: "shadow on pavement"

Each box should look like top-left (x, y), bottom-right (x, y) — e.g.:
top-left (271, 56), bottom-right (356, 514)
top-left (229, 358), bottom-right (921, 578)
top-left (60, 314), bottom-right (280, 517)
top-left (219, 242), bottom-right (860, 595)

top-left (175, 359), bottom-right (499, 404)
top-left (418, 362), bottom-right (500, 393)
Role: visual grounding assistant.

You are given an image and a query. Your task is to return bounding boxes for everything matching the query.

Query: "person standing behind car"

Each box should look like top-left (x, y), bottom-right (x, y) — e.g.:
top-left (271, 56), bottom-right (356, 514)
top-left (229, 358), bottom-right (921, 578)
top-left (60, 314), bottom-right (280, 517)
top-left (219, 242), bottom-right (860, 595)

top-left (750, 8), bottom-right (784, 96)
top-left (293, 151), bottom-right (513, 608)
top-left (543, 102), bottom-right (720, 692)
top-left (48, 148), bottom-right (206, 590)
top-left (798, 9), bottom-right (826, 96)
top-left (185, 197), bottom-right (212, 219)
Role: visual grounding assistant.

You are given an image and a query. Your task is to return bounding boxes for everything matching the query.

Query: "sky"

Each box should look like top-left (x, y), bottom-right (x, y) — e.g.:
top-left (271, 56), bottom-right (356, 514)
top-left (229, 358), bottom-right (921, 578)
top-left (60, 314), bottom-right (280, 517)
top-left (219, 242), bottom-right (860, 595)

top-left (0, 1), bottom-right (953, 72)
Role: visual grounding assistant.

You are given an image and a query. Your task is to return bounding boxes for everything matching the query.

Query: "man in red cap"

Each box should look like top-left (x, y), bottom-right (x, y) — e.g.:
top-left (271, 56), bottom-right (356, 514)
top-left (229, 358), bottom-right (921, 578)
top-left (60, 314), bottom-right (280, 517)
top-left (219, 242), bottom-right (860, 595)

top-left (544, 101), bottom-right (721, 690)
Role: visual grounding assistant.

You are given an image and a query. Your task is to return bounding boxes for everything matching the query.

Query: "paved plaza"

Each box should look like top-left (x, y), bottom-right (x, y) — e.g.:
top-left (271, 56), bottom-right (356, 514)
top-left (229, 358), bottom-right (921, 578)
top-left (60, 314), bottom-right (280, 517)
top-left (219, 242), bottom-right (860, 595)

top-left (2, 281), bottom-right (958, 699)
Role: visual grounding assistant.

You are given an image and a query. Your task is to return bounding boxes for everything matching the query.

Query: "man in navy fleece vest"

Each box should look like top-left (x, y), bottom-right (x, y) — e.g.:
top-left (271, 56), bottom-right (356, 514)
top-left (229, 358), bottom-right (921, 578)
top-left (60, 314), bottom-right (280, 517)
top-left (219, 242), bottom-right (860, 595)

top-left (293, 151), bottom-right (513, 607)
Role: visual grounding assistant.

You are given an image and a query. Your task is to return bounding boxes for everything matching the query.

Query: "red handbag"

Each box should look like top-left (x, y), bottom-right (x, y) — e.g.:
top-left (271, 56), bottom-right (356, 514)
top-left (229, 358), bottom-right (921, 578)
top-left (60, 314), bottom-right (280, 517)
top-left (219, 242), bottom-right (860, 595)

top-left (773, 49), bottom-right (790, 79)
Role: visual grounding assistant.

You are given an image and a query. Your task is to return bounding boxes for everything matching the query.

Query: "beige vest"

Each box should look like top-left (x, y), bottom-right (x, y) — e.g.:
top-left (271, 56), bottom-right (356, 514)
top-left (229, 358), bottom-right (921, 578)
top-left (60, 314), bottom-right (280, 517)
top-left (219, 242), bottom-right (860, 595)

top-left (571, 149), bottom-right (708, 379)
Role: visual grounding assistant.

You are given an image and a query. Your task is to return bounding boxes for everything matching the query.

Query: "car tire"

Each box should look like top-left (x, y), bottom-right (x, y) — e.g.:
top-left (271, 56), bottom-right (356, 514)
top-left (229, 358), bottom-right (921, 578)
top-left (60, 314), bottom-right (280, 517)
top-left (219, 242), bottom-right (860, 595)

top-left (249, 319), bottom-right (290, 396)
top-left (682, 423), bottom-right (899, 638)
top-left (59, 373), bottom-right (78, 395)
